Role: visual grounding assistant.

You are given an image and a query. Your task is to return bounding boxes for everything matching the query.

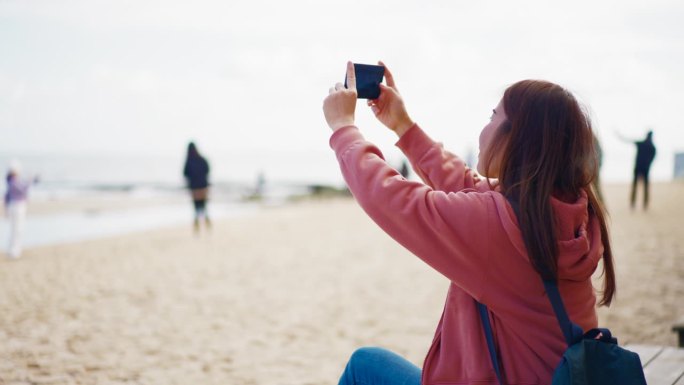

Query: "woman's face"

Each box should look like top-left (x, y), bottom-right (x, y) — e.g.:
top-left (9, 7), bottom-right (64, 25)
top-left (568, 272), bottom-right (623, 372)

top-left (477, 98), bottom-right (507, 177)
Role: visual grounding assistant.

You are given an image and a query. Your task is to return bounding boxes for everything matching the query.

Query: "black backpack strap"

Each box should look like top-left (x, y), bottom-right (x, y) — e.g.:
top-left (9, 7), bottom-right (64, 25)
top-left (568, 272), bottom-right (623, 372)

top-left (542, 280), bottom-right (585, 346)
top-left (477, 302), bottom-right (503, 384)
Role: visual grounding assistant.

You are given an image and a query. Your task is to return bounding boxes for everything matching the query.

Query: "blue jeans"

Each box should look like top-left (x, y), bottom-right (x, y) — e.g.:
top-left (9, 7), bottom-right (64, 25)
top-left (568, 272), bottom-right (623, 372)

top-left (338, 347), bottom-right (422, 385)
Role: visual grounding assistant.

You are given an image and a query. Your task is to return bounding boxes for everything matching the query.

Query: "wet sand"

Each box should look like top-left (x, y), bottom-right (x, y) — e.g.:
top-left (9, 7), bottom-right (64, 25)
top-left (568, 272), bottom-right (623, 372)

top-left (1, 182), bottom-right (682, 384)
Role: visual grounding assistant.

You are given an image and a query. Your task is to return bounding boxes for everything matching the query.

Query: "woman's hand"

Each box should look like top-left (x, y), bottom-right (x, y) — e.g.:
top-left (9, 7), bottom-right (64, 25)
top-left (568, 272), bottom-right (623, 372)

top-left (368, 62), bottom-right (414, 137)
top-left (323, 61), bottom-right (358, 131)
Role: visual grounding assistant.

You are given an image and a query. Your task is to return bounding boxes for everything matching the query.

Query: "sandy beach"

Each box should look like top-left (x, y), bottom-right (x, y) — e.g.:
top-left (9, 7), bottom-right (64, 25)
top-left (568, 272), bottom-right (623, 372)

top-left (1, 182), bottom-right (682, 385)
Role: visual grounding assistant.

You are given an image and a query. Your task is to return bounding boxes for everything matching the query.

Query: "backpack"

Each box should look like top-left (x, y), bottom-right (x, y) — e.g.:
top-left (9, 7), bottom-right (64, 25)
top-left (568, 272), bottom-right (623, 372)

top-left (478, 280), bottom-right (647, 384)
top-left (551, 329), bottom-right (647, 384)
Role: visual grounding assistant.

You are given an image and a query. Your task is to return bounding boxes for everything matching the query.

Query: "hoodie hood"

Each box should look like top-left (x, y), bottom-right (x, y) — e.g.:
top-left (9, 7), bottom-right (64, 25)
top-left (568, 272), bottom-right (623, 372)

top-left (498, 189), bottom-right (603, 282)
top-left (552, 190), bottom-right (603, 281)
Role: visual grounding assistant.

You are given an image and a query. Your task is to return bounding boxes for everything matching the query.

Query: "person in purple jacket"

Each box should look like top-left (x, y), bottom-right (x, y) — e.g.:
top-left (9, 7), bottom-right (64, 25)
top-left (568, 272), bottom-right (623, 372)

top-left (4, 162), bottom-right (38, 259)
top-left (323, 62), bottom-right (616, 385)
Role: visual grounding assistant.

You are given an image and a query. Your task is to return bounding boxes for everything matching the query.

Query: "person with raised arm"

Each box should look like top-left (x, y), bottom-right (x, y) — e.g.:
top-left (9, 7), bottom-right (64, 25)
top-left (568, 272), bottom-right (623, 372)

top-left (616, 130), bottom-right (656, 210)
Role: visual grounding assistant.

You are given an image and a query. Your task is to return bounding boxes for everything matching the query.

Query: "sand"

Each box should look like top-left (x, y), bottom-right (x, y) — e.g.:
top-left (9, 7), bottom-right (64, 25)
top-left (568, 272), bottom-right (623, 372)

top-left (0, 182), bottom-right (682, 385)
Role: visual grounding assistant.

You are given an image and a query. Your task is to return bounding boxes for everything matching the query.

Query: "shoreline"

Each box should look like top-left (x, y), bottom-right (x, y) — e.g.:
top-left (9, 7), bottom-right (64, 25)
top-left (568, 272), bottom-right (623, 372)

top-left (3, 184), bottom-right (350, 250)
top-left (6, 180), bottom-right (677, 250)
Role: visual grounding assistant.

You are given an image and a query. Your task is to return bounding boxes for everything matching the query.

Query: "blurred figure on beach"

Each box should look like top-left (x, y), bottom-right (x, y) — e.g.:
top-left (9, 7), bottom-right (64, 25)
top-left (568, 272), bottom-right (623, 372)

top-left (183, 142), bottom-right (211, 233)
top-left (592, 134), bottom-right (604, 202)
top-left (253, 171), bottom-right (266, 200)
top-left (618, 130), bottom-right (656, 210)
top-left (4, 161), bottom-right (38, 259)
top-left (399, 160), bottom-right (410, 179)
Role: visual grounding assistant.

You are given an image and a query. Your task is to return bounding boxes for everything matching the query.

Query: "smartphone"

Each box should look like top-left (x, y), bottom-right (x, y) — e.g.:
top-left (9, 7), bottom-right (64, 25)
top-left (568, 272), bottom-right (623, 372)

top-left (344, 63), bottom-right (385, 99)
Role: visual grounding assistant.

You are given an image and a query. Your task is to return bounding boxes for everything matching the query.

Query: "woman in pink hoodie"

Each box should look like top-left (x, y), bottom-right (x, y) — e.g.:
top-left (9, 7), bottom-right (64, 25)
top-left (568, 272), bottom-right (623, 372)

top-left (323, 62), bottom-right (615, 385)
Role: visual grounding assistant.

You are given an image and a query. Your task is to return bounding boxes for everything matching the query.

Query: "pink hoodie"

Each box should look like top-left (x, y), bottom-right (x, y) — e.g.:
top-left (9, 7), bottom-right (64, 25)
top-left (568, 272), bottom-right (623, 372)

top-left (329, 124), bottom-right (603, 385)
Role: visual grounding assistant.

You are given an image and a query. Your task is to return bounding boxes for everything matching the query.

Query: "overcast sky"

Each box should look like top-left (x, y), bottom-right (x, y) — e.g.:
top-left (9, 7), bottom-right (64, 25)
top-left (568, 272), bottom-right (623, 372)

top-left (1, 0), bottom-right (683, 182)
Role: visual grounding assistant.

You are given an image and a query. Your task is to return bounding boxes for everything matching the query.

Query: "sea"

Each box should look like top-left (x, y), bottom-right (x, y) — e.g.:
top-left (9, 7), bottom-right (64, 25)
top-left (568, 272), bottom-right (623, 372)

top-left (0, 150), bottom-right (351, 249)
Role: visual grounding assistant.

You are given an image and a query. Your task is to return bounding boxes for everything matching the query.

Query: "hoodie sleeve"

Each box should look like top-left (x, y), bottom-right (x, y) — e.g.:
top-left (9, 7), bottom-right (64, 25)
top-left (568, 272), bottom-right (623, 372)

top-left (395, 124), bottom-right (483, 192)
top-left (330, 125), bottom-right (496, 300)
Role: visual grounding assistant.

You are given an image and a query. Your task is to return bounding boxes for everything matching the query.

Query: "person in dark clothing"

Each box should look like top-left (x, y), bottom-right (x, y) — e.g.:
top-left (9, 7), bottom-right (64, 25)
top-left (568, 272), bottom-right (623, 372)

top-left (399, 160), bottom-right (410, 179)
top-left (592, 134), bottom-right (604, 203)
top-left (183, 142), bottom-right (211, 232)
top-left (619, 131), bottom-right (656, 210)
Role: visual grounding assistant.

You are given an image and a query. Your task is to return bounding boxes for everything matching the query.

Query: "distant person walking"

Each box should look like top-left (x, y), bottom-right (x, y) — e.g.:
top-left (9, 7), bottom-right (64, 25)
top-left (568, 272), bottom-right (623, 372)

top-left (183, 142), bottom-right (211, 232)
top-left (399, 160), bottom-right (410, 179)
top-left (4, 161), bottom-right (38, 259)
top-left (254, 171), bottom-right (266, 199)
top-left (618, 130), bottom-right (656, 210)
top-left (592, 134), bottom-right (604, 203)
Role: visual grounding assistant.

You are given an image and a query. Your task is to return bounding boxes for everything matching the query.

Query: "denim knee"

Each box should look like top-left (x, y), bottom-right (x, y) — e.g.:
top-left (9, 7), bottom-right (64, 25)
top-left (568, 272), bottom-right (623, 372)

top-left (339, 347), bottom-right (383, 385)
top-left (346, 347), bottom-right (378, 373)
top-left (339, 346), bottom-right (421, 385)
top-left (350, 346), bottom-right (382, 362)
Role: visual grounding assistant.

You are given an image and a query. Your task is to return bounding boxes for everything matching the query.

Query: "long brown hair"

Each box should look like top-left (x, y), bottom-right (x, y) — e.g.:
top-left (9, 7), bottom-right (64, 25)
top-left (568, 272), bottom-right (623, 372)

top-left (483, 80), bottom-right (615, 306)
